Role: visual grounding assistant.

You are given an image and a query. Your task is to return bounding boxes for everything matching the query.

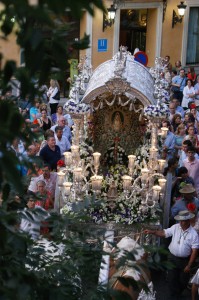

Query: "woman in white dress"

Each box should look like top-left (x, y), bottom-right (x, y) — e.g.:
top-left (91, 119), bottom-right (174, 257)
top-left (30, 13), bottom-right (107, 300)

top-left (182, 79), bottom-right (195, 109)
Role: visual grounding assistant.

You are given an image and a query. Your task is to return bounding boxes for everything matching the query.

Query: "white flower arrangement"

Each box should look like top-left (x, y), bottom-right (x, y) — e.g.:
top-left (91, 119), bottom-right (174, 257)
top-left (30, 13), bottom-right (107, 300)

top-left (144, 103), bottom-right (169, 119)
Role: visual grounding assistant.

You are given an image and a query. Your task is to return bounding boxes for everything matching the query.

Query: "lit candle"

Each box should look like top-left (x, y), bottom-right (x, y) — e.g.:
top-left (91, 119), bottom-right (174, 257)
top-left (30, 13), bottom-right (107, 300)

top-left (158, 159), bottom-right (166, 173)
top-left (152, 185), bottom-right (161, 201)
top-left (57, 171), bottom-right (65, 187)
top-left (122, 175), bottom-right (132, 191)
top-left (63, 182), bottom-right (72, 196)
top-left (158, 178), bottom-right (167, 193)
top-left (63, 152), bottom-right (72, 166)
top-left (149, 147), bottom-right (158, 159)
top-left (73, 167), bottom-right (83, 182)
top-left (128, 155), bottom-right (136, 168)
top-left (141, 168), bottom-right (149, 184)
top-left (71, 145), bottom-right (79, 155)
top-left (91, 175), bottom-right (103, 191)
top-left (161, 127), bottom-right (168, 139)
top-left (93, 152), bottom-right (101, 166)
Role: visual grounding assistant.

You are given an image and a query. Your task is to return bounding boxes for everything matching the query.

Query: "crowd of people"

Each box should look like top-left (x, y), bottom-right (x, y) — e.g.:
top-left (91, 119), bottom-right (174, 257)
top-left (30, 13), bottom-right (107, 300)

top-left (145, 57), bottom-right (199, 300)
top-left (4, 60), bottom-right (199, 299)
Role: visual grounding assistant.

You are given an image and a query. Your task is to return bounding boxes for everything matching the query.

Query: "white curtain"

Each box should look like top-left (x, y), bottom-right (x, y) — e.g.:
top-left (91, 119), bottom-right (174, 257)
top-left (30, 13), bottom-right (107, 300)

top-left (186, 7), bottom-right (199, 64)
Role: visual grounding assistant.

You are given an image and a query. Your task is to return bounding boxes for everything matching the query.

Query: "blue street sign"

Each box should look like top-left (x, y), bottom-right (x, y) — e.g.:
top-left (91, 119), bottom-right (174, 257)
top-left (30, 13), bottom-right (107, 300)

top-left (98, 39), bottom-right (108, 52)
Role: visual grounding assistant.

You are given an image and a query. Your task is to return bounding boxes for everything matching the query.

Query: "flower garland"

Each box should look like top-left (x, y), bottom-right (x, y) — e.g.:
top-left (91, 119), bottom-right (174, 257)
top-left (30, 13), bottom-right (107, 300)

top-left (61, 194), bottom-right (160, 225)
top-left (144, 103), bottom-right (169, 119)
top-left (103, 144), bottom-right (128, 167)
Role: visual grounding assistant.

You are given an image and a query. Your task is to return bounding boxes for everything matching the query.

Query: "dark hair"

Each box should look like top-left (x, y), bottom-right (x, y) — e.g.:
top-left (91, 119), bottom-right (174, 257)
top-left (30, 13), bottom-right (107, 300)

top-left (44, 129), bottom-right (54, 139)
top-left (172, 70), bottom-right (177, 75)
top-left (187, 146), bottom-right (196, 153)
top-left (186, 78), bottom-right (193, 86)
top-left (56, 105), bottom-right (63, 112)
top-left (163, 158), bottom-right (178, 176)
top-left (182, 140), bottom-right (192, 147)
top-left (55, 126), bottom-right (63, 132)
top-left (178, 167), bottom-right (188, 176)
top-left (42, 163), bottom-right (51, 170)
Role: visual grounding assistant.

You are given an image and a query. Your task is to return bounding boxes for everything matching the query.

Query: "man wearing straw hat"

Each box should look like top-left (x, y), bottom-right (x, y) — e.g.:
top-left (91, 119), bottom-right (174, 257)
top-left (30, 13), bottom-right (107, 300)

top-left (145, 210), bottom-right (199, 299)
top-left (171, 184), bottom-right (199, 219)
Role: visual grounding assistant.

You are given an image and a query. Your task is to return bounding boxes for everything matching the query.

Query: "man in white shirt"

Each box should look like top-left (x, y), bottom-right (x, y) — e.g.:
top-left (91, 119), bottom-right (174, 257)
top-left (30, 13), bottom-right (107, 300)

top-left (51, 117), bottom-right (72, 143)
top-left (19, 195), bottom-right (49, 240)
top-left (145, 210), bottom-right (199, 299)
top-left (28, 163), bottom-right (57, 199)
top-left (54, 126), bottom-right (71, 155)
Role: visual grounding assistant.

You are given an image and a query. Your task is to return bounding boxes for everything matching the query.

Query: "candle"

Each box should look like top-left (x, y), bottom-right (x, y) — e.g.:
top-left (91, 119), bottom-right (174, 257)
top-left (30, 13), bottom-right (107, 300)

top-left (71, 145), bottom-right (79, 155)
top-left (149, 147), bottom-right (158, 159)
top-left (128, 155), bottom-right (136, 168)
top-left (141, 168), bottom-right (149, 184)
top-left (122, 175), bottom-right (132, 191)
top-left (57, 171), bottom-right (65, 187)
top-left (158, 178), bottom-right (167, 193)
top-left (63, 152), bottom-right (72, 166)
top-left (73, 167), bottom-right (83, 182)
top-left (63, 182), bottom-right (72, 196)
top-left (93, 152), bottom-right (101, 166)
top-left (152, 185), bottom-right (161, 201)
top-left (158, 159), bottom-right (166, 173)
top-left (91, 175), bottom-right (103, 191)
top-left (161, 127), bottom-right (168, 139)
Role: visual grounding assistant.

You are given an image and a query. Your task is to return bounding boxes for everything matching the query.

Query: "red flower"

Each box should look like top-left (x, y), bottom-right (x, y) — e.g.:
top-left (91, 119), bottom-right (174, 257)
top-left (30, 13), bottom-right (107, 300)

top-left (187, 203), bottom-right (196, 212)
top-left (57, 160), bottom-right (65, 167)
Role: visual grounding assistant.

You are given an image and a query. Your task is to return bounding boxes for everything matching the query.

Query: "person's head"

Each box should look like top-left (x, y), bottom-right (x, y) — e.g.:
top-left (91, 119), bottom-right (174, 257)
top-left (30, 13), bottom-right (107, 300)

top-left (187, 125), bottom-right (195, 136)
top-left (175, 60), bottom-right (181, 68)
top-left (55, 126), bottom-right (63, 139)
top-left (190, 103), bottom-right (197, 115)
top-left (186, 78), bottom-right (193, 87)
top-left (50, 79), bottom-right (60, 89)
top-left (171, 70), bottom-right (177, 78)
top-left (162, 120), bottom-right (171, 131)
top-left (26, 195), bottom-right (35, 209)
top-left (171, 98), bottom-right (179, 107)
top-left (176, 123), bottom-right (185, 136)
top-left (182, 140), bottom-right (192, 153)
top-left (36, 180), bottom-right (46, 194)
top-left (179, 185), bottom-right (196, 201)
top-left (27, 145), bottom-right (37, 157)
top-left (169, 103), bottom-right (176, 114)
top-left (56, 105), bottom-right (63, 114)
top-left (44, 129), bottom-right (54, 140)
top-left (172, 114), bottom-right (181, 125)
top-left (47, 136), bottom-right (56, 148)
top-left (179, 69), bottom-right (185, 77)
top-left (187, 114), bottom-right (195, 127)
top-left (34, 98), bottom-right (40, 108)
top-left (165, 55), bottom-right (170, 62)
top-left (174, 210), bottom-right (195, 230)
top-left (42, 163), bottom-right (51, 178)
top-left (187, 146), bottom-right (196, 161)
top-left (188, 66), bottom-right (195, 74)
top-left (41, 108), bottom-right (47, 118)
top-left (167, 157), bottom-right (178, 171)
top-left (178, 166), bottom-right (189, 179)
top-left (58, 117), bottom-right (67, 127)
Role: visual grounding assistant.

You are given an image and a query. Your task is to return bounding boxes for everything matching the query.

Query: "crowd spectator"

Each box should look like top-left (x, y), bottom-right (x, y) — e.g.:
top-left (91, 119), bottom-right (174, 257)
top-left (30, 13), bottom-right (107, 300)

top-left (194, 75), bottom-right (199, 106)
top-left (29, 98), bottom-right (41, 122)
top-left (187, 67), bottom-right (197, 85)
top-left (54, 126), bottom-right (71, 156)
top-left (182, 79), bottom-right (195, 109)
top-left (47, 79), bottom-right (60, 115)
top-left (51, 116), bottom-right (72, 143)
top-left (171, 114), bottom-right (182, 132)
top-left (183, 146), bottom-right (199, 195)
top-left (37, 108), bottom-right (52, 132)
top-left (144, 210), bottom-right (199, 300)
top-left (174, 124), bottom-right (186, 157)
top-left (171, 184), bottom-right (199, 218)
top-left (40, 136), bottom-right (61, 171)
top-left (172, 98), bottom-right (185, 118)
top-left (162, 120), bottom-right (175, 159)
top-left (171, 68), bottom-right (186, 103)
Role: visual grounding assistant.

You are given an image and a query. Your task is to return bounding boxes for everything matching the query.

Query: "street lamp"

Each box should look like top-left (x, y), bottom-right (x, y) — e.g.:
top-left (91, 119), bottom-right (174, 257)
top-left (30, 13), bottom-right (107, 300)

top-left (103, 4), bottom-right (117, 31)
top-left (172, 1), bottom-right (187, 28)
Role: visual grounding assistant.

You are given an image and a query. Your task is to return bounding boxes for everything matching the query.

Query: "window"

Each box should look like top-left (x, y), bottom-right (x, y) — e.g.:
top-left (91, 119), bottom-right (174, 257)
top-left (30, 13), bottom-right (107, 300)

top-left (186, 7), bottom-right (199, 64)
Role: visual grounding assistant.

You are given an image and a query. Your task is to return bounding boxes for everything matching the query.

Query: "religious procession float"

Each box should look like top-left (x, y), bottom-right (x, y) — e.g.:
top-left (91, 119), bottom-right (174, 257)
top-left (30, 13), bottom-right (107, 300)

top-left (53, 48), bottom-right (171, 299)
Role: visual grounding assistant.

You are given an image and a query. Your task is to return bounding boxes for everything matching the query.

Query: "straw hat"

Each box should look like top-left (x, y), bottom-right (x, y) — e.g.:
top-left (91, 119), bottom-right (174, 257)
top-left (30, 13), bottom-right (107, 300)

top-left (174, 210), bottom-right (195, 221)
top-left (179, 184), bottom-right (195, 194)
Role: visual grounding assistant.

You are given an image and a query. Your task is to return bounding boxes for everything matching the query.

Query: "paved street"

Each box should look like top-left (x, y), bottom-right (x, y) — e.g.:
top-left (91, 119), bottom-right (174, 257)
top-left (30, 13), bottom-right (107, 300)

top-left (152, 269), bottom-right (193, 300)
